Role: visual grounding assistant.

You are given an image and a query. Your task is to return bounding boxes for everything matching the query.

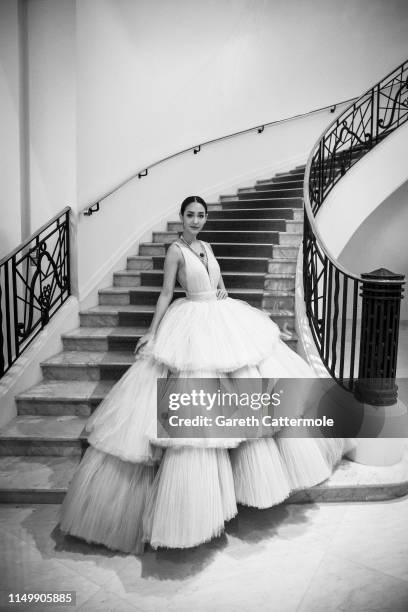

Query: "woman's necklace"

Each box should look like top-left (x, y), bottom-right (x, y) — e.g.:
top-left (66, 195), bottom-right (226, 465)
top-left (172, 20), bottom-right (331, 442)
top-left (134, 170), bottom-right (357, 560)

top-left (179, 236), bottom-right (208, 268)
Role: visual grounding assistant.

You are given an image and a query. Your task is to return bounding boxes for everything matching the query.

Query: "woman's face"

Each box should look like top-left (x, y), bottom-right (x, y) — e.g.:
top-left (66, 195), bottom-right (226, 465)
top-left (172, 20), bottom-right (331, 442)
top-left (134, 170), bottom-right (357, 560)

top-left (180, 202), bottom-right (207, 236)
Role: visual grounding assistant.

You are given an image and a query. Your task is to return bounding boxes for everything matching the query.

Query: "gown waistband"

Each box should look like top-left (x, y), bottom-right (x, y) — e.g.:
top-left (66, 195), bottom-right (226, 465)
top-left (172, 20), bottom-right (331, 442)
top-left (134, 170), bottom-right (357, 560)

top-left (186, 290), bottom-right (217, 302)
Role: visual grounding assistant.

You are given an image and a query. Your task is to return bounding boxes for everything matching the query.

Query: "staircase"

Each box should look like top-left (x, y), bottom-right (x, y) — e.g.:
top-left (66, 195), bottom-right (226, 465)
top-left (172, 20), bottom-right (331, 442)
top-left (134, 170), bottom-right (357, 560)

top-left (0, 166), bottom-right (306, 502)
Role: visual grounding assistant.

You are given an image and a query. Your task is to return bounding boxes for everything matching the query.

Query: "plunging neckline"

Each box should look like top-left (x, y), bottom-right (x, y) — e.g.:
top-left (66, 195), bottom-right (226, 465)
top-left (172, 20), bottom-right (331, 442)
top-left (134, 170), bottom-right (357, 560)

top-left (179, 239), bottom-right (210, 277)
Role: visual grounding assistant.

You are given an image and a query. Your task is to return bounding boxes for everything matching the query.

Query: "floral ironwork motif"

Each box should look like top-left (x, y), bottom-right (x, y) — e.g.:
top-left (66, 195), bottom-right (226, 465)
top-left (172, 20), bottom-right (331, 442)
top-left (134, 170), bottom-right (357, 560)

top-left (0, 208), bottom-right (71, 377)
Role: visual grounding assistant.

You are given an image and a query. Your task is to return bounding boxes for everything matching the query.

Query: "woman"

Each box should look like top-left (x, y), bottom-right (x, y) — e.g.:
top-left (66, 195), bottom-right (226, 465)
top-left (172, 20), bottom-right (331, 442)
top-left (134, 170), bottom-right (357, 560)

top-left (59, 196), bottom-right (344, 553)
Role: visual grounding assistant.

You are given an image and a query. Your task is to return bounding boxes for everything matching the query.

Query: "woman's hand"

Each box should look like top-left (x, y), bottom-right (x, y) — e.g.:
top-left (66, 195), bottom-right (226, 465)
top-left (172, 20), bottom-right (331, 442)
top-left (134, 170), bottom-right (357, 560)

top-left (216, 288), bottom-right (228, 300)
top-left (134, 331), bottom-right (155, 355)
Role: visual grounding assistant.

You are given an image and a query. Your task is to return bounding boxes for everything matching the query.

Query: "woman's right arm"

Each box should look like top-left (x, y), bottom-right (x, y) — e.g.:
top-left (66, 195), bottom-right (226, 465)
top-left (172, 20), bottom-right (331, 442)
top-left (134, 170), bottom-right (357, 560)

top-left (134, 243), bottom-right (180, 354)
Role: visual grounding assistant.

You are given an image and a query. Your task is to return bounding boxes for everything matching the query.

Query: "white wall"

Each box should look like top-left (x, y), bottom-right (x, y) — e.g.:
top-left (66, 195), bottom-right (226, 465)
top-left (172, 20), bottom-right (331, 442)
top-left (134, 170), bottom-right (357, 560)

top-left (27, 0), bottom-right (76, 231)
top-left (0, 0), bottom-right (23, 258)
top-left (315, 122), bottom-right (408, 258)
top-left (338, 178), bottom-right (408, 319)
top-left (77, 0), bottom-right (408, 207)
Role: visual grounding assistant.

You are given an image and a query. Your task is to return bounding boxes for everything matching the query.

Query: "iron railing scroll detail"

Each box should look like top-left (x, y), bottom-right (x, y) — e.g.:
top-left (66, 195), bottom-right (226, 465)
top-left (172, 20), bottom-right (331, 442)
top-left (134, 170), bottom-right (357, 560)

top-left (0, 207), bottom-right (71, 379)
top-left (303, 59), bottom-right (408, 396)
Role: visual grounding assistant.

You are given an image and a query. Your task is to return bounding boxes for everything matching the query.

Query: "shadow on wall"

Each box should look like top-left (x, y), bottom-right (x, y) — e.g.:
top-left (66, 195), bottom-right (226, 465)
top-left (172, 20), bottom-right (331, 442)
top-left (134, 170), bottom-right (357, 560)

top-left (338, 178), bottom-right (408, 320)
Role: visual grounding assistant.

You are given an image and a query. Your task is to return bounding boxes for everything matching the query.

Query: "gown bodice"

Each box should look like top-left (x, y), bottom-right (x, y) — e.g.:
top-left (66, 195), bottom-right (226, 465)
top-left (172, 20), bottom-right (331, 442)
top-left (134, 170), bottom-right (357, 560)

top-left (175, 241), bottom-right (220, 301)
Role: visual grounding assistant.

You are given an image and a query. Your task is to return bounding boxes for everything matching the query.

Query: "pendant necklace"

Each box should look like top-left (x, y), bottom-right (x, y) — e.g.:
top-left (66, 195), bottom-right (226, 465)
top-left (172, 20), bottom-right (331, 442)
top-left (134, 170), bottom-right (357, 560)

top-left (180, 236), bottom-right (208, 269)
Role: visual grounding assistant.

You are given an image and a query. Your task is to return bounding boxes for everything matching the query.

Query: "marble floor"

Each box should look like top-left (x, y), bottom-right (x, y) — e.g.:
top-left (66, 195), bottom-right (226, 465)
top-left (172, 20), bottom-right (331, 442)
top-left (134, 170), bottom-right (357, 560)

top-left (1, 496), bottom-right (408, 612)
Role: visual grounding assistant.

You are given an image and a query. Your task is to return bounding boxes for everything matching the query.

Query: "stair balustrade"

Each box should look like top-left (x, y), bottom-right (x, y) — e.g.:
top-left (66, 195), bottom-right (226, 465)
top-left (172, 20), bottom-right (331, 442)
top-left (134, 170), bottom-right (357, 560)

top-left (0, 207), bottom-right (71, 378)
top-left (303, 59), bottom-right (408, 399)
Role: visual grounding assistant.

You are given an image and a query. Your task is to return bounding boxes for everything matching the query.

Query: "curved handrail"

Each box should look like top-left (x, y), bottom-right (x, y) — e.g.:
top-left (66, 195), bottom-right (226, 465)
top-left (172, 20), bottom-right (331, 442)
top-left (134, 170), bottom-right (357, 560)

top-left (302, 59), bottom-right (408, 392)
top-left (80, 95), bottom-right (360, 216)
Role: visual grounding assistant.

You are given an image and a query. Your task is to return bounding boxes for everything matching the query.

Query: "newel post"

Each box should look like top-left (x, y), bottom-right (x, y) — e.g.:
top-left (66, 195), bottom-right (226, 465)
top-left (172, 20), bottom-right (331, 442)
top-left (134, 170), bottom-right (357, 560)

top-left (354, 268), bottom-right (405, 406)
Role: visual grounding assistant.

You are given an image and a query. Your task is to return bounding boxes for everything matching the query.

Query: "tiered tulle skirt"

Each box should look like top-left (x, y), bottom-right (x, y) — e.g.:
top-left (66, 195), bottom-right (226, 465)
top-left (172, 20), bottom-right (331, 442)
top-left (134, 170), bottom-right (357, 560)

top-left (59, 297), bottom-right (344, 552)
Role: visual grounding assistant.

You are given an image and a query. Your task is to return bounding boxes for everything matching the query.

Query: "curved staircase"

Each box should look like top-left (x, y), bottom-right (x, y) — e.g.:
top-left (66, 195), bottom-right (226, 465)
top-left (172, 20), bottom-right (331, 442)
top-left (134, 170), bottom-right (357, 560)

top-left (0, 165), bottom-right (306, 502)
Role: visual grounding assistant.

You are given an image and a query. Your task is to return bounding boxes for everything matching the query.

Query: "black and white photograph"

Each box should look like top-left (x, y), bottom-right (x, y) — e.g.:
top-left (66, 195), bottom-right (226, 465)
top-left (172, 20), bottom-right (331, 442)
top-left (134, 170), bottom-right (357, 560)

top-left (1, 0), bottom-right (408, 610)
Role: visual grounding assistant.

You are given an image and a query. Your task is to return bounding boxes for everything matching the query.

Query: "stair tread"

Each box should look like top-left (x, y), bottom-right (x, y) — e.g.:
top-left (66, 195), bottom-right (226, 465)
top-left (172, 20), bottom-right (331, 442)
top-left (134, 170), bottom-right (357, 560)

top-left (135, 270), bottom-right (270, 277)
top-left (100, 286), bottom-right (269, 294)
top-left (82, 304), bottom-right (157, 314)
top-left (0, 415), bottom-right (88, 440)
top-left (0, 456), bottom-right (80, 490)
top-left (41, 351), bottom-right (133, 366)
top-left (16, 379), bottom-right (116, 401)
top-left (63, 326), bottom-right (148, 338)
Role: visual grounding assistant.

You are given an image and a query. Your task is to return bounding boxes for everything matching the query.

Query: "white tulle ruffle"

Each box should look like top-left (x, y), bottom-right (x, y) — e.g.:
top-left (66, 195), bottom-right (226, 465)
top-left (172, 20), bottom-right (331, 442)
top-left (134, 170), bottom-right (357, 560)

top-left (151, 296), bottom-right (281, 372)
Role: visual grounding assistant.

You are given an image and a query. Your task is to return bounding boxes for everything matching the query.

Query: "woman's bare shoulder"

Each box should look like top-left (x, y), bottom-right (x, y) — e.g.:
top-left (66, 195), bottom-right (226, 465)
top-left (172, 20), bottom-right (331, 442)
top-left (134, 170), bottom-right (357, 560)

top-left (201, 240), bottom-right (213, 251)
top-left (166, 241), bottom-right (183, 260)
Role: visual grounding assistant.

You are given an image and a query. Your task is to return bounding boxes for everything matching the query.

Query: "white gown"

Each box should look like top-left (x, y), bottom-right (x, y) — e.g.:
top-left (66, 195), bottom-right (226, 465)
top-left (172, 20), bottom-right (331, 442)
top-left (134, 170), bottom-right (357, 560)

top-left (59, 240), bottom-right (344, 553)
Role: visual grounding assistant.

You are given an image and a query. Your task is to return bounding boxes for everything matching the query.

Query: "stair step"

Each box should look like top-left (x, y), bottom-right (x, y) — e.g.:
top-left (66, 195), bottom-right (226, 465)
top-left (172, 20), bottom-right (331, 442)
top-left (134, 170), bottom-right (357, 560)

top-left (16, 380), bottom-right (116, 416)
top-left (140, 242), bottom-right (300, 258)
top-left (99, 285), bottom-right (269, 307)
top-left (79, 304), bottom-right (295, 330)
top-left (205, 208), bottom-right (302, 220)
top-left (40, 351), bottom-right (135, 381)
top-left (275, 169), bottom-right (305, 177)
top-left (62, 326), bottom-right (149, 351)
top-left (259, 176), bottom-right (304, 185)
top-left (215, 197), bottom-right (303, 209)
top-left (42, 326), bottom-right (298, 381)
top-left (268, 258), bottom-right (297, 273)
top-left (240, 183), bottom-right (303, 193)
top-left (3, 454), bottom-right (407, 504)
top-left (0, 415), bottom-right (87, 456)
top-left (279, 232), bottom-right (302, 246)
top-left (265, 273), bottom-right (295, 291)
top-left (138, 270), bottom-right (287, 290)
top-left (126, 255), bottom-right (154, 270)
top-left (221, 188), bottom-right (303, 201)
top-left (153, 230), bottom-right (281, 244)
top-left (168, 219), bottom-right (287, 232)
top-left (0, 456), bottom-right (80, 503)
top-left (134, 255), bottom-right (272, 273)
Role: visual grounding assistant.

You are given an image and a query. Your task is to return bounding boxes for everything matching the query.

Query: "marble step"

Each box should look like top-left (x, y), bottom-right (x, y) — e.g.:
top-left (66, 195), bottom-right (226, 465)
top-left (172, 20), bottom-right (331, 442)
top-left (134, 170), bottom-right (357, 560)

top-left (41, 328), bottom-right (298, 381)
top-left (240, 183), bottom-right (303, 193)
top-left (40, 351), bottom-right (135, 382)
top-left (114, 270), bottom-right (295, 290)
top-left (0, 456), bottom-right (80, 503)
top-left (153, 230), bottom-right (281, 244)
top-left (64, 323), bottom-right (298, 354)
top-left (79, 305), bottom-right (295, 330)
top-left (0, 415), bottom-right (87, 456)
top-left (80, 304), bottom-right (156, 327)
top-left (2, 453), bottom-right (407, 504)
top-left (62, 326), bottom-right (150, 352)
top-left (127, 255), bottom-right (297, 274)
top-left (139, 242), bottom-right (299, 259)
top-left (127, 254), bottom-right (270, 273)
top-left (168, 219), bottom-right (287, 232)
top-left (275, 170), bottom-right (305, 178)
top-left (278, 232), bottom-right (302, 246)
top-left (99, 285), bottom-right (266, 307)
top-left (205, 208), bottom-right (303, 221)
top-left (167, 219), bottom-right (303, 234)
top-left (120, 270), bottom-right (295, 292)
top-left (268, 258), bottom-right (297, 273)
top-left (221, 188), bottom-right (303, 201)
top-left (259, 176), bottom-right (304, 185)
top-left (214, 197), bottom-right (303, 209)
top-left (16, 380), bottom-right (116, 416)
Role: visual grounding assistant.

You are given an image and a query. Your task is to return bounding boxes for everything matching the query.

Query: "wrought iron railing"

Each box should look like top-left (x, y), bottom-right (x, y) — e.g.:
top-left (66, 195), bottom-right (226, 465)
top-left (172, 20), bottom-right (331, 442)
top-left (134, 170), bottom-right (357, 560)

top-left (303, 59), bottom-right (407, 402)
top-left (0, 207), bottom-right (71, 378)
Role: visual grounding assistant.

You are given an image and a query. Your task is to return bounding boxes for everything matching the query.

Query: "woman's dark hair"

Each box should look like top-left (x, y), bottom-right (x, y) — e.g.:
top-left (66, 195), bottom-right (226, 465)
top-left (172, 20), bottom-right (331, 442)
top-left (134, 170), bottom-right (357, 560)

top-left (180, 196), bottom-right (208, 215)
